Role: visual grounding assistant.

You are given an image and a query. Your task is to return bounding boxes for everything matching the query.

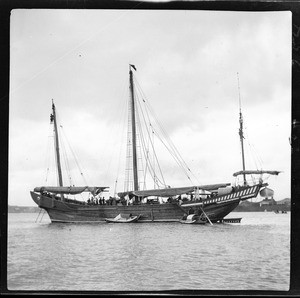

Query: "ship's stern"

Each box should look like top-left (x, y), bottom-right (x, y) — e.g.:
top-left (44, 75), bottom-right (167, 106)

top-left (30, 191), bottom-right (54, 209)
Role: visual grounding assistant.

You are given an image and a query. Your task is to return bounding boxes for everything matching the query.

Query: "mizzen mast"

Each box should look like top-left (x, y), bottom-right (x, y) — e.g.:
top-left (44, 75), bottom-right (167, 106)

top-left (50, 99), bottom-right (64, 198)
top-left (237, 73), bottom-right (247, 186)
top-left (129, 64), bottom-right (139, 191)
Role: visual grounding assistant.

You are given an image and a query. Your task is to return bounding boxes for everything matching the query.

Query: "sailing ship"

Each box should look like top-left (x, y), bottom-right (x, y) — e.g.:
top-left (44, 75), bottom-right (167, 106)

top-left (30, 65), bottom-right (280, 223)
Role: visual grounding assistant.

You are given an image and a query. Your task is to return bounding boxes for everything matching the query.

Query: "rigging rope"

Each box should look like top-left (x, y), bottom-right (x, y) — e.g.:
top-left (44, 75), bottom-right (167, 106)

top-left (135, 88), bottom-right (167, 188)
top-left (134, 76), bottom-right (200, 186)
top-left (59, 125), bottom-right (88, 186)
top-left (44, 123), bottom-right (54, 184)
top-left (59, 126), bottom-right (73, 186)
top-left (243, 120), bottom-right (265, 173)
top-left (114, 91), bottom-right (128, 196)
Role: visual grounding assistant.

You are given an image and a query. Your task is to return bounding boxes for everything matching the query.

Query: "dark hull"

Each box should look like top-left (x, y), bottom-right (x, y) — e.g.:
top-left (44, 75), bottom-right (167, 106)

top-left (30, 185), bottom-right (260, 223)
top-left (31, 191), bottom-right (190, 222)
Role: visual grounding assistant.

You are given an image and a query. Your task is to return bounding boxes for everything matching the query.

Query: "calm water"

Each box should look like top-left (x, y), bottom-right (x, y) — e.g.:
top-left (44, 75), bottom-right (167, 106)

top-left (7, 211), bottom-right (290, 292)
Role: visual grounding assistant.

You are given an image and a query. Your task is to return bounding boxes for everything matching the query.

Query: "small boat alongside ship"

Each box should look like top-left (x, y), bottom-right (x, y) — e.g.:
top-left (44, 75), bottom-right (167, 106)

top-left (30, 65), bottom-right (280, 224)
top-left (105, 214), bottom-right (141, 223)
top-left (180, 214), bottom-right (206, 225)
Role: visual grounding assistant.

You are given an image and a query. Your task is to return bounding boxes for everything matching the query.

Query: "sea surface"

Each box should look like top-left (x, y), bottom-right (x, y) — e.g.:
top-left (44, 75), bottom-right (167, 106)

top-left (7, 211), bottom-right (290, 292)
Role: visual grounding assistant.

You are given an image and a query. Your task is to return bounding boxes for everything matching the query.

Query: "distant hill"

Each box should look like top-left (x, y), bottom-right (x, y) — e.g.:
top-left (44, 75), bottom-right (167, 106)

top-left (277, 198), bottom-right (291, 204)
top-left (8, 205), bottom-right (40, 213)
top-left (234, 198), bottom-right (291, 212)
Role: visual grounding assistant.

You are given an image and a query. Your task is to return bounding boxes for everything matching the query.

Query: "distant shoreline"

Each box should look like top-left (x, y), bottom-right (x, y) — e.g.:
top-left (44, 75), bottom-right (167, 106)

top-left (8, 206), bottom-right (40, 213)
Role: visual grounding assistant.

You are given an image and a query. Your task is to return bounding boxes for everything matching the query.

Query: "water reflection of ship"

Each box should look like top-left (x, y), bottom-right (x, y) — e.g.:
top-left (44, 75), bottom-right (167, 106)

top-left (30, 66), bottom-right (280, 223)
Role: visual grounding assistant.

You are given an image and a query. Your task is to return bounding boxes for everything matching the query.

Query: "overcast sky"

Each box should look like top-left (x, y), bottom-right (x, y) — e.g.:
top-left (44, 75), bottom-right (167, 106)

top-left (9, 9), bottom-right (291, 206)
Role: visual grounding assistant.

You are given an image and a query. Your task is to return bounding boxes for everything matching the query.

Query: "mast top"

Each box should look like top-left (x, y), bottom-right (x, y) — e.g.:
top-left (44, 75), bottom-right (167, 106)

top-left (129, 64), bottom-right (137, 72)
top-left (52, 98), bottom-right (56, 110)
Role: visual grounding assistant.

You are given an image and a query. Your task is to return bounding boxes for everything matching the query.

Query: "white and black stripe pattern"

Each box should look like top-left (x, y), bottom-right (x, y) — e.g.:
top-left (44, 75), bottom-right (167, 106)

top-left (182, 185), bottom-right (260, 208)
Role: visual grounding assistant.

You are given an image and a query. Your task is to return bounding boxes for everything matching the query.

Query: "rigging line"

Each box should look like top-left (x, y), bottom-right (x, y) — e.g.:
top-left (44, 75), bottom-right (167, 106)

top-left (243, 128), bottom-right (264, 170)
top-left (131, 103), bottom-right (145, 186)
top-left (135, 83), bottom-right (193, 183)
top-left (46, 140), bottom-right (55, 184)
top-left (60, 125), bottom-right (88, 185)
top-left (138, 118), bottom-right (163, 189)
top-left (246, 135), bottom-right (264, 169)
top-left (136, 131), bottom-right (146, 188)
top-left (124, 122), bottom-right (136, 190)
top-left (137, 109), bottom-right (152, 189)
top-left (135, 79), bottom-right (199, 184)
top-left (135, 97), bottom-right (157, 186)
top-left (241, 129), bottom-right (254, 169)
top-left (150, 126), bottom-right (193, 183)
top-left (124, 94), bottom-right (134, 192)
top-left (39, 210), bottom-right (46, 223)
top-left (55, 111), bottom-right (73, 185)
top-left (236, 82), bottom-right (264, 170)
top-left (104, 77), bottom-right (129, 187)
top-left (135, 88), bottom-right (167, 187)
top-left (137, 78), bottom-right (190, 184)
top-left (114, 81), bottom-right (130, 193)
top-left (138, 133), bottom-right (166, 188)
top-left (10, 4), bottom-right (145, 96)
top-left (147, 131), bottom-right (165, 189)
top-left (156, 119), bottom-right (199, 183)
top-left (60, 127), bottom-right (73, 186)
top-left (35, 209), bottom-right (42, 223)
top-left (246, 141), bottom-right (260, 170)
top-left (135, 100), bottom-right (166, 188)
top-left (52, 124), bottom-right (60, 186)
top-left (44, 124), bottom-right (53, 184)
top-left (134, 78), bottom-right (196, 185)
top-left (48, 136), bottom-right (56, 186)
top-left (136, 94), bottom-right (166, 188)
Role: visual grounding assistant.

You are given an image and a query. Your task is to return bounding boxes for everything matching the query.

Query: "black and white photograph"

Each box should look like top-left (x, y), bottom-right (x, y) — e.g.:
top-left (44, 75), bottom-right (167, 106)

top-left (4, 3), bottom-right (293, 294)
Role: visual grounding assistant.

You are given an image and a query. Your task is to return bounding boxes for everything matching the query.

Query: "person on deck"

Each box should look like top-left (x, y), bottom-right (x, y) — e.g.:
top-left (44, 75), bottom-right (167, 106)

top-left (188, 207), bottom-right (194, 215)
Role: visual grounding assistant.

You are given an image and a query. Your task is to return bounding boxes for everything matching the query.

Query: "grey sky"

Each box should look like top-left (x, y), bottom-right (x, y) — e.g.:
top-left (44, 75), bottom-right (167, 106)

top-left (9, 9), bottom-right (291, 206)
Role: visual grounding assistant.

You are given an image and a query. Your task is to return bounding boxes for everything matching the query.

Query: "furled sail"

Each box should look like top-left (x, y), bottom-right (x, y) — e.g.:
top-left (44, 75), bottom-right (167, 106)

top-left (118, 183), bottom-right (231, 198)
top-left (34, 186), bottom-right (109, 195)
top-left (233, 170), bottom-right (280, 177)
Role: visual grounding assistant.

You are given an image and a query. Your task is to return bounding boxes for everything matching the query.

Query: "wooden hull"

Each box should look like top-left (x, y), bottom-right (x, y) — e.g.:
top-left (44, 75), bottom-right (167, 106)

top-left (30, 184), bottom-right (261, 223)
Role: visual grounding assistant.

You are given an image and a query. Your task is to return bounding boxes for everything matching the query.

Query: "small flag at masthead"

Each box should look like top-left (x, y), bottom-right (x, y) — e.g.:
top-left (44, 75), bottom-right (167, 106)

top-left (130, 64), bottom-right (137, 71)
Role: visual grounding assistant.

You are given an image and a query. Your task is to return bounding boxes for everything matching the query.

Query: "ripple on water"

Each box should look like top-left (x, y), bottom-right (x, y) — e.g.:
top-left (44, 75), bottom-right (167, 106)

top-left (7, 212), bottom-right (290, 291)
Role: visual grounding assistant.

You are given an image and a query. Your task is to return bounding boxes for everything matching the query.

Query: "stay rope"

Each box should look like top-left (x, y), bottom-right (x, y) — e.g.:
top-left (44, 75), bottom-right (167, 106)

top-left (134, 76), bottom-right (200, 186)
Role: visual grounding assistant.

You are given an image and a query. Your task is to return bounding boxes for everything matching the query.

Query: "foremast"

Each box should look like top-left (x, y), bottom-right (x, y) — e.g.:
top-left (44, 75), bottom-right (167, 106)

top-left (50, 99), bottom-right (64, 200)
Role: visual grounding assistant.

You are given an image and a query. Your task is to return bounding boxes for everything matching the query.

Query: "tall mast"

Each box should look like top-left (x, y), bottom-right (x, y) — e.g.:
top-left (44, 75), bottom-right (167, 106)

top-left (129, 65), bottom-right (139, 191)
top-left (237, 73), bottom-right (247, 186)
top-left (51, 100), bottom-right (64, 197)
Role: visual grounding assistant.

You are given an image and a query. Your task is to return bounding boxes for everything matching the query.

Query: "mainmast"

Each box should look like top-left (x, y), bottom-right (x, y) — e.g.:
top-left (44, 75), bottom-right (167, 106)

top-left (237, 73), bottom-right (247, 186)
top-left (50, 100), bottom-right (64, 198)
top-left (129, 64), bottom-right (139, 191)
